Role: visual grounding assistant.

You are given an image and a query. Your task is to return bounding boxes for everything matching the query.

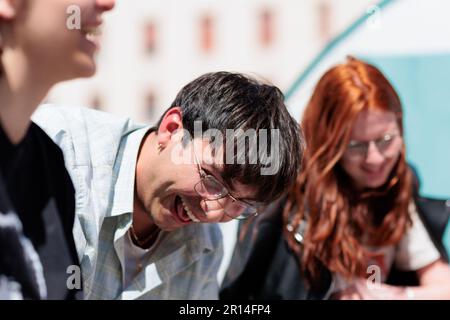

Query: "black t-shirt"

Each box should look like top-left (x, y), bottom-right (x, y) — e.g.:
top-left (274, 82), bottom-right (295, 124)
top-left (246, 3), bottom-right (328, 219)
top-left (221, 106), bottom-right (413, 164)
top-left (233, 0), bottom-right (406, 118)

top-left (0, 122), bottom-right (81, 299)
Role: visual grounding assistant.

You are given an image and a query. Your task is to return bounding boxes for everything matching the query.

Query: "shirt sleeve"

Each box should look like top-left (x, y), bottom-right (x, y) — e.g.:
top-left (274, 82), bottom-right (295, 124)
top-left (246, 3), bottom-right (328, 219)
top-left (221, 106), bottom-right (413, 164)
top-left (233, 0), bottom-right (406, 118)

top-left (395, 202), bottom-right (441, 271)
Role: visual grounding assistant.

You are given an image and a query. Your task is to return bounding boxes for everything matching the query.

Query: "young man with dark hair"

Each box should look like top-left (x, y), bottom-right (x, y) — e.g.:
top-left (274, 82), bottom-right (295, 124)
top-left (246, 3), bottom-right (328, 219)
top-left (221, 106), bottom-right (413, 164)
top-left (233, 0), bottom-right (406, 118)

top-left (33, 71), bottom-right (303, 299)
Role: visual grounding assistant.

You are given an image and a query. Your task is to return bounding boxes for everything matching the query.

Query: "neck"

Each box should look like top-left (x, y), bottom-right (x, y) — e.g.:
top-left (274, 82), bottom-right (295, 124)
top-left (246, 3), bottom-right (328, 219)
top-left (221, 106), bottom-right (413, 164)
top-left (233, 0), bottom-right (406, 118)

top-left (132, 132), bottom-right (160, 248)
top-left (132, 192), bottom-right (160, 248)
top-left (0, 50), bottom-right (54, 144)
top-left (133, 189), bottom-right (156, 231)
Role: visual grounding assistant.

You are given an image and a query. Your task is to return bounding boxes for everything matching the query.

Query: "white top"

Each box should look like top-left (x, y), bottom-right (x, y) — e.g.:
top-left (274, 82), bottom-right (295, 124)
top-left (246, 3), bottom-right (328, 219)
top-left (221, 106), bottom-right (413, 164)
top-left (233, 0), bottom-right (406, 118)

top-left (329, 202), bottom-right (441, 295)
top-left (122, 230), bottom-right (165, 290)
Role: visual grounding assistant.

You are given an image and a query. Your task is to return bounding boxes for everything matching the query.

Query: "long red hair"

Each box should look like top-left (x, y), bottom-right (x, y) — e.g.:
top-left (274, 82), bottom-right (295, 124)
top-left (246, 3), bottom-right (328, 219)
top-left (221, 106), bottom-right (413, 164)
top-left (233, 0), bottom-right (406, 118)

top-left (284, 57), bottom-right (413, 285)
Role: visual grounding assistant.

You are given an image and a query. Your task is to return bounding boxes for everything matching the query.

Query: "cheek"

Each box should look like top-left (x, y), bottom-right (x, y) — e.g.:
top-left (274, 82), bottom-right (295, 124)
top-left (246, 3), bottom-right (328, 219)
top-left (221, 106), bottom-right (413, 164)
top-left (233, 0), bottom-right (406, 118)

top-left (25, 4), bottom-right (69, 39)
top-left (20, 21), bottom-right (78, 68)
top-left (174, 165), bottom-right (202, 189)
top-left (160, 172), bottom-right (199, 199)
top-left (384, 153), bottom-right (400, 174)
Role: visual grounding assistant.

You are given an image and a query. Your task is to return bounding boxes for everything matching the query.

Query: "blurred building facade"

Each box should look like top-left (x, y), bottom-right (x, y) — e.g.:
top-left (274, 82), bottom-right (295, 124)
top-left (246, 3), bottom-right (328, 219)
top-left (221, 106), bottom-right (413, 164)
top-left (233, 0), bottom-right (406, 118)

top-left (47, 0), bottom-right (374, 124)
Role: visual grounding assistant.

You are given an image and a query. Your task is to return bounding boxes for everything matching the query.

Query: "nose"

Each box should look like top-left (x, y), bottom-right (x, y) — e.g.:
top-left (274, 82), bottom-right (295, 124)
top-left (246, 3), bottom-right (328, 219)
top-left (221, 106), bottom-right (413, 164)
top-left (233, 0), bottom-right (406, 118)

top-left (199, 199), bottom-right (229, 222)
top-left (96, 0), bottom-right (116, 12)
top-left (365, 141), bottom-right (385, 165)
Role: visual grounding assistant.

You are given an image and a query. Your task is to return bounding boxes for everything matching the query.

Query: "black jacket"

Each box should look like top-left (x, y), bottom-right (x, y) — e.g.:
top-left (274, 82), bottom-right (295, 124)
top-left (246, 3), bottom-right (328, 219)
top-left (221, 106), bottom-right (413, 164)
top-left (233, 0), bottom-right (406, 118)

top-left (0, 123), bottom-right (82, 299)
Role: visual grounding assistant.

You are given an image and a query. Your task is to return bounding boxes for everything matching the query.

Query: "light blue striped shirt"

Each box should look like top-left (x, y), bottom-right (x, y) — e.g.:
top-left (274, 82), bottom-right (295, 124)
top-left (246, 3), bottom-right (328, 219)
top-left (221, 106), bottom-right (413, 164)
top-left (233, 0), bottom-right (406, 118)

top-left (32, 105), bottom-right (223, 300)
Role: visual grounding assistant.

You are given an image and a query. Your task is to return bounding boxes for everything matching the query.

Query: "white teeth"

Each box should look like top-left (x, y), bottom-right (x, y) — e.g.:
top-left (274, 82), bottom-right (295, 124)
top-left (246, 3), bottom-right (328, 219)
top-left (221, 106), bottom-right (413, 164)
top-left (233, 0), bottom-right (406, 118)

top-left (82, 27), bottom-right (101, 41)
top-left (180, 197), bottom-right (200, 223)
top-left (186, 210), bottom-right (200, 223)
top-left (85, 33), bottom-right (95, 42)
top-left (84, 27), bottom-right (101, 35)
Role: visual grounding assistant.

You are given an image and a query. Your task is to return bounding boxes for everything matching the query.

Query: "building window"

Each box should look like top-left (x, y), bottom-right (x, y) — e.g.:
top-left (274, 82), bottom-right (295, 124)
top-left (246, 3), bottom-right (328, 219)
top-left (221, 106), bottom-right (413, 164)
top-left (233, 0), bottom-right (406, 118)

top-left (144, 21), bottom-right (157, 54)
top-left (259, 8), bottom-right (274, 48)
top-left (199, 14), bottom-right (214, 53)
top-left (318, 1), bottom-right (332, 43)
top-left (90, 93), bottom-right (103, 110)
top-left (145, 91), bottom-right (157, 121)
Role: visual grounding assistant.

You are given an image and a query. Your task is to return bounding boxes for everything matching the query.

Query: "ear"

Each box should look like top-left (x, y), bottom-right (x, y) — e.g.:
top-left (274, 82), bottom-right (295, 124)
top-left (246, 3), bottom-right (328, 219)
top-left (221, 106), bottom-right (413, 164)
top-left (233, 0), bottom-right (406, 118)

top-left (0, 0), bottom-right (21, 21)
top-left (157, 107), bottom-right (184, 147)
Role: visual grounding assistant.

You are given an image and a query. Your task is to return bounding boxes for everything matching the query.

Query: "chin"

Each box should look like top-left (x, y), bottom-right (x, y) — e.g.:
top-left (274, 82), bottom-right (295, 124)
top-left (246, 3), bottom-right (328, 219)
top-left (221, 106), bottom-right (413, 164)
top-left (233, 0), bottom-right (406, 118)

top-left (365, 182), bottom-right (385, 189)
top-left (70, 55), bottom-right (97, 78)
top-left (362, 176), bottom-right (389, 189)
top-left (59, 65), bottom-right (96, 82)
top-left (76, 62), bottom-right (97, 78)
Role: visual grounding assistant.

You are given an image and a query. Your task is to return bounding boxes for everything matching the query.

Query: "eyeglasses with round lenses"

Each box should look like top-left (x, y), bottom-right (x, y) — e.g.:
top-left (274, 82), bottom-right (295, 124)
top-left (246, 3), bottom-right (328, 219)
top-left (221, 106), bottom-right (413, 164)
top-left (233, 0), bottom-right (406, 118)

top-left (191, 146), bottom-right (258, 220)
top-left (345, 133), bottom-right (402, 160)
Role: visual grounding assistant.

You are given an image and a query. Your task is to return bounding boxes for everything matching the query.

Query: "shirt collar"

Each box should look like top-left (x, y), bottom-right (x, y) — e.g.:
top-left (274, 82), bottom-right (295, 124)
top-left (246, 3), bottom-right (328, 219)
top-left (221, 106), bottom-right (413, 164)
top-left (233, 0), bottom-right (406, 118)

top-left (109, 126), bottom-right (153, 217)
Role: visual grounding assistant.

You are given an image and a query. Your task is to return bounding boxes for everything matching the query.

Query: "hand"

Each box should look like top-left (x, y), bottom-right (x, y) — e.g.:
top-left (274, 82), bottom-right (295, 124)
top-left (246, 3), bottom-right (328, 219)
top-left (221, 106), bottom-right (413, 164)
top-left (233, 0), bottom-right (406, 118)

top-left (331, 286), bottom-right (364, 300)
top-left (332, 279), bottom-right (411, 300)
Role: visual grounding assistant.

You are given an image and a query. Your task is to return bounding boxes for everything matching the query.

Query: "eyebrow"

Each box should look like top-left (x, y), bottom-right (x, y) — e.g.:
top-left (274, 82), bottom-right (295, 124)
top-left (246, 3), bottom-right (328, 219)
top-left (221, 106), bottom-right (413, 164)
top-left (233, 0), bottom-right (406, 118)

top-left (201, 164), bottom-right (258, 203)
top-left (201, 165), bottom-right (230, 189)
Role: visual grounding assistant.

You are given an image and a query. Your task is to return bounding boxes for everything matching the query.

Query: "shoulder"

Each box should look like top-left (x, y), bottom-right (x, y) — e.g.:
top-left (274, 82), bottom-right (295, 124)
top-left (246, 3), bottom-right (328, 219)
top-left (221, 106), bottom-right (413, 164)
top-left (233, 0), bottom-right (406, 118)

top-left (32, 104), bottom-right (144, 166)
top-left (413, 196), bottom-right (450, 261)
top-left (27, 122), bottom-right (66, 162)
top-left (395, 200), bottom-right (442, 270)
top-left (26, 124), bottom-right (75, 199)
top-left (32, 104), bottom-right (136, 138)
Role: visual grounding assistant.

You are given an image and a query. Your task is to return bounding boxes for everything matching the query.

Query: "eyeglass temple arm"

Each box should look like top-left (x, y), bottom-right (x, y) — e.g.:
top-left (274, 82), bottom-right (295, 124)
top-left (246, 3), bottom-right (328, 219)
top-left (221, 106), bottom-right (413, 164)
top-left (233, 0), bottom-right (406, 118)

top-left (192, 144), bottom-right (207, 178)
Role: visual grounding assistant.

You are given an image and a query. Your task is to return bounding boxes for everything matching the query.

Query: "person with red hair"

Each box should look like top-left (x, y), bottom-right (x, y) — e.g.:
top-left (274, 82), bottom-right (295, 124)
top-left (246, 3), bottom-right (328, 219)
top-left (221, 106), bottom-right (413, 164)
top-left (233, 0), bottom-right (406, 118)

top-left (221, 57), bottom-right (450, 300)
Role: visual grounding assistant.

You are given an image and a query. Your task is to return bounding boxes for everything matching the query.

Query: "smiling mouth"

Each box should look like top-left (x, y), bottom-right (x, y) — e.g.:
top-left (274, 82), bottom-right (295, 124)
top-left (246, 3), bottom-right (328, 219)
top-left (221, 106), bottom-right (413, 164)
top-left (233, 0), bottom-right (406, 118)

top-left (363, 167), bottom-right (384, 177)
top-left (174, 195), bottom-right (200, 223)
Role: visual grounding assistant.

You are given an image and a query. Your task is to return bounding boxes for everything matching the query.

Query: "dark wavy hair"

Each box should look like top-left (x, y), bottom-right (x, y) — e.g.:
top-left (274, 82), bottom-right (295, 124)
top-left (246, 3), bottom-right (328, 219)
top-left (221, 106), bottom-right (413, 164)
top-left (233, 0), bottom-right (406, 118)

top-left (283, 57), bottom-right (413, 285)
top-left (156, 71), bottom-right (303, 204)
